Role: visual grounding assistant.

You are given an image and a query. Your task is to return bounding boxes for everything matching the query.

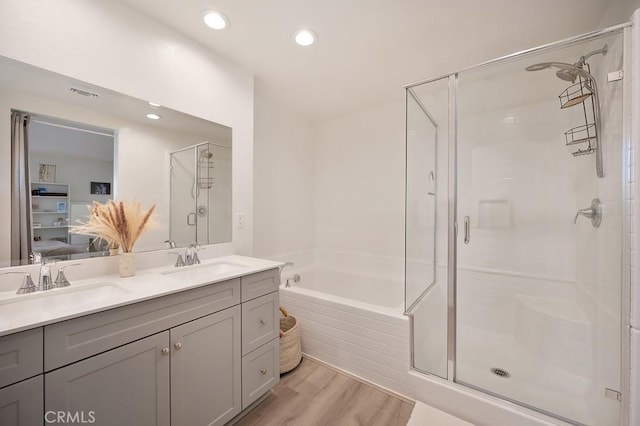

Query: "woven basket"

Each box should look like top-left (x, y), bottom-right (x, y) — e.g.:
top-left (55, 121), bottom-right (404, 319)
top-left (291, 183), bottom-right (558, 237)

top-left (279, 306), bottom-right (302, 374)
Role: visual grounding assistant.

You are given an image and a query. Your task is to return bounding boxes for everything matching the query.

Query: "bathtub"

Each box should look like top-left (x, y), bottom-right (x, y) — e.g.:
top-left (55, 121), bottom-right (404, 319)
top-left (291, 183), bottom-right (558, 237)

top-left (279, 266), bottom-right (411, 393)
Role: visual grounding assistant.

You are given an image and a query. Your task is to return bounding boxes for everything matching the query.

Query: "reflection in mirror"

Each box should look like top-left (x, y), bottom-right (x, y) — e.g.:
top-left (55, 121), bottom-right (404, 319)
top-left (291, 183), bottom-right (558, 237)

top-left (169, 142), bottom-right (232, 247)
top-left (27, 114), bottom-right (116, 261)
top-left (1, 56), bottom-right (232, 267)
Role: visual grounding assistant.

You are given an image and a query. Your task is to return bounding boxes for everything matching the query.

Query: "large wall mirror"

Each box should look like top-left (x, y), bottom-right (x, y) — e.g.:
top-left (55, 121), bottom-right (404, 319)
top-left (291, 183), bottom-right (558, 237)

top-left (1, 56), bottom-right (232, 267)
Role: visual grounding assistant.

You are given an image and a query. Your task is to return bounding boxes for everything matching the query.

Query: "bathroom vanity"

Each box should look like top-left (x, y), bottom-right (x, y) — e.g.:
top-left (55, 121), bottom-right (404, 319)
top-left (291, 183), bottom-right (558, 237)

top-left (0, 256), bottom-right (281, 426)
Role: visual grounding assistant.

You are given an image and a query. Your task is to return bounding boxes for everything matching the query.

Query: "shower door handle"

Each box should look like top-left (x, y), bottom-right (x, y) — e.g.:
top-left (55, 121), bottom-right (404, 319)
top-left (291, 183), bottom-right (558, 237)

top-left (187, 212), bottom-right (196, 226)
top-left (464, 216), bottom-right (470, 244)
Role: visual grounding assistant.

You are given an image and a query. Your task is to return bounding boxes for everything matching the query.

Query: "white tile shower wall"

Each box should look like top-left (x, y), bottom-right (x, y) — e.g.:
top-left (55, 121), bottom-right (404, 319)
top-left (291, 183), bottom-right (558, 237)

top-left (457, 100), bottom-right (578, 281)
top-left (0, 0), bottom-right (255, 260)
top-left (253, 94), bottom-right (315, 260)
top-left (574, 35), bottom-right (625, 425)
top-left (630, 8), bottom-right (640, 425)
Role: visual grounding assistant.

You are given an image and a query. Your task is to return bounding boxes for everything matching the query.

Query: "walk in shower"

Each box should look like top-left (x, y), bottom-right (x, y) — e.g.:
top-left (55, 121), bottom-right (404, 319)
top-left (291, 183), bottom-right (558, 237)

top-left (405, 24), bottom-right (630, 425)
top-left (169, 142), bottom-right (232, 247)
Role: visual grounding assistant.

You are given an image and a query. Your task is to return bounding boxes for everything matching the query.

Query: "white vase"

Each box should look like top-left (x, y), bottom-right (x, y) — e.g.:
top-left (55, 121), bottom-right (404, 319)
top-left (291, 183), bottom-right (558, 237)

top-left (119, 253), bottom-right (135, 277)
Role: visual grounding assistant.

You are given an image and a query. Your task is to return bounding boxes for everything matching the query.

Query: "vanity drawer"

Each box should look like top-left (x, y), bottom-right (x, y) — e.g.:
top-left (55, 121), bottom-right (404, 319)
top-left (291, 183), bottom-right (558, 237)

top-left (242, 292), bottom-right (279, 355)
top-left (45, 278), bottom-right (240, 371)
top-left (241, 269), bottom-right (279, 302)
top-left (0, 327), bottom-right (43, 389)
top-left (241, 338), bottom-right (279, 409)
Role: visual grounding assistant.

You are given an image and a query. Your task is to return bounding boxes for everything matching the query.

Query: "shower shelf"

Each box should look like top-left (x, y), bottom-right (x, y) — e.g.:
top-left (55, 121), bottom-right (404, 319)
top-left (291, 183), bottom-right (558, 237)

top-left (558, 80), bottom-right (593, 109)
top-left (572, 147), bottom-right (597, 157)
top-left (565, 123), bottom-right (597, 146)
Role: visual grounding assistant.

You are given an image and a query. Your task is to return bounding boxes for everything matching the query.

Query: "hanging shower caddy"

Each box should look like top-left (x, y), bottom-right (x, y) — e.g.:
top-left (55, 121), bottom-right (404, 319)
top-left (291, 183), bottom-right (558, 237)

top-left (525, 44), bottom-right (606, 177)
top-left (197, 149), bottom-right (215, 189)
top-left (559, 70), bottom-right (600, 158)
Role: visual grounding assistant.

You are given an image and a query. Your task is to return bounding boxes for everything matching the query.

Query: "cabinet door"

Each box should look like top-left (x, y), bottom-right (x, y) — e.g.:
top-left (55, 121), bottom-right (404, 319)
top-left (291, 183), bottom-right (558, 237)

top-left (0, 376), bottom-right (43, 426)
top-left (171, 305), bottom-right (241, 426)
top-left (45, 332), bottom-right (170, 426)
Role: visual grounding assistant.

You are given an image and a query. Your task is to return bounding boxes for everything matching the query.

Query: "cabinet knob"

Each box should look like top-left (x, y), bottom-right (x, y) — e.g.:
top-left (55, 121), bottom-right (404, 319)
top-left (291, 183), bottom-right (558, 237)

top-left (161, 348), bottom-right (170, 356)
top-left (260, 368), bottom-right (267, 375)
top-left (174, 342), bottom-right (183, 350)
top-left (260, 319), bottom-right (267, 325)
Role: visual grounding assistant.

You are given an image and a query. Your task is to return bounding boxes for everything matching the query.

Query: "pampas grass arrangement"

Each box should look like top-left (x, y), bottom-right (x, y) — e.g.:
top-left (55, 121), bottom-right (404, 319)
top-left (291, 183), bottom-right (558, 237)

top-left (70, 200), bottom-right (159, 253)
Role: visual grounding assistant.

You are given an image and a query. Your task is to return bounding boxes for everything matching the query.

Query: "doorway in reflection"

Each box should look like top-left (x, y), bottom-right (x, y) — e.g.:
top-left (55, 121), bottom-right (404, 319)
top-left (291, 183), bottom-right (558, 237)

top-left (19, 112), bottom-right (115, 263)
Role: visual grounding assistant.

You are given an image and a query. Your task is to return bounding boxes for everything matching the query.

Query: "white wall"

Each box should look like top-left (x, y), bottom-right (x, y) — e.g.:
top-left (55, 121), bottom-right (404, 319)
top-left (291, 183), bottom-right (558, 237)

top-left (253, 94), bottom-right (314, 261)
top-left (312, 100), bottom-right (406, 276)
top-left (0, 0), bottom-right (254, 257)
top-left (597, 0), bottom-right (640, 27)
top-left (29, 151), bottom-right (113, 203)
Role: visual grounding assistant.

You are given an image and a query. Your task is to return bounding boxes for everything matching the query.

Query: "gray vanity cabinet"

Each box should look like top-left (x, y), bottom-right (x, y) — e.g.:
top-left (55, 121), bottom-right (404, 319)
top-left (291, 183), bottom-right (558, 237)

top-left (0, 327), bottom-right (44, 426)
top-left (170, 305), bottom-right (241, 426)
top-left (1, 267), bottom-right (279, 425)
top-left (45, 331), bottom-right (171, 426)
top-left (0, 376), bottom-right (43, 426)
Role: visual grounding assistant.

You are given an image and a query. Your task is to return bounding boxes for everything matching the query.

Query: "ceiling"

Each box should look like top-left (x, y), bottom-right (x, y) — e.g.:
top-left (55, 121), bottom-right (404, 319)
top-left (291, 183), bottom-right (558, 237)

top-left (122, 0), bottom-right (620, 122)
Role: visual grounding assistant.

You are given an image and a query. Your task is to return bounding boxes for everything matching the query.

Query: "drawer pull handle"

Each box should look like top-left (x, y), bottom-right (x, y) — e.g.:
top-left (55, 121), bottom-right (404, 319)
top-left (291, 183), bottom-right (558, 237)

top-left (260, 368), bottom-right (267, 375)
top-left (174, 342), bottom-right (183, 350)
top-left (260, 319), bottom-right (267, 325)
top-left (161, 348), bottom-right (170, 356)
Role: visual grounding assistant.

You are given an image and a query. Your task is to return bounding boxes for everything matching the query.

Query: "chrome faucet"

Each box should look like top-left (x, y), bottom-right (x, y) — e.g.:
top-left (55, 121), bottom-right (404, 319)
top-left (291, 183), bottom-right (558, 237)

top-left (38, 261), bottom-right (54, 291)
top-left (279, 262), bottom-right (299, 288)
top-left (1, 272), bottom-right (38, 294)
top-left (185, 244), bottom-right (201, 266)
top-left (54, 264), bottom-right (80, 288)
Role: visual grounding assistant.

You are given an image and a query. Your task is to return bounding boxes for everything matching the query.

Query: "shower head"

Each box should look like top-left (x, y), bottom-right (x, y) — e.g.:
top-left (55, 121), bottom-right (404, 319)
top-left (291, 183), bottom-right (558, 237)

top-left (199, 150), bottom-right (213, 159)
top-left (555, 66), bottom-right (581, 83)
top-left (525, 44), bottom-right (607, 83)
top-left (525, 61), bottom-right (592, 83)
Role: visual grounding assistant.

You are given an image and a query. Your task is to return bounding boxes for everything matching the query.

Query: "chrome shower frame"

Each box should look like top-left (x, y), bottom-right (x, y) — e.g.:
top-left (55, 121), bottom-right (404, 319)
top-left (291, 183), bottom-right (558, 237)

top-left (404, 21), bottom-right (632, 426)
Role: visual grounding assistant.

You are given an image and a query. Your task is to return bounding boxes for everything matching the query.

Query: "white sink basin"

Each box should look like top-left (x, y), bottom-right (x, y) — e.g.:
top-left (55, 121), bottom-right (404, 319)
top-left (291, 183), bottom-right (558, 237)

top-left (161, 261), bottom-right (248, 282)
top-left (0, 282), bottom-right (130, 316)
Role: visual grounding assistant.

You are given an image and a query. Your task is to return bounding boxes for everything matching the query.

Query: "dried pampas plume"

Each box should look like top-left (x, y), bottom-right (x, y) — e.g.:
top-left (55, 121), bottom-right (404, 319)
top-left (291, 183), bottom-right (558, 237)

top-left (70, 200), bottom-right (159, 253)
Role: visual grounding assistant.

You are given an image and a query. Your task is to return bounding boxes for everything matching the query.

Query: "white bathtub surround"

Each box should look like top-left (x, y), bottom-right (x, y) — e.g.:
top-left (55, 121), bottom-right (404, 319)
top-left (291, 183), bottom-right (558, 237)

top-left (268, 249), bottom-right (404, 287)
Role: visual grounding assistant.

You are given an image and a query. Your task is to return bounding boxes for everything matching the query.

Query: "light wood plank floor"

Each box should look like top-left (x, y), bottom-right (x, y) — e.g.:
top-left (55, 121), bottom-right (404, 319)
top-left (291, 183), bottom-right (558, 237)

top-left (236, 357), bottom-right (414, 426)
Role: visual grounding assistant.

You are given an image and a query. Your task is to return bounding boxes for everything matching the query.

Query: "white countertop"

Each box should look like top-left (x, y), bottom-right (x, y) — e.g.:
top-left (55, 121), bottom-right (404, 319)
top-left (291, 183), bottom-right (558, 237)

top-left (0, 255), bottom-right (283, 337)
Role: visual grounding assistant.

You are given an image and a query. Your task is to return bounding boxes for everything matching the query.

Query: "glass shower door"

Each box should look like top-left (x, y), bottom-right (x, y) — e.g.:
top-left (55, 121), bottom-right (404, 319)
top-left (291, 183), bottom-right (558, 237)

top-left (169, 148), bottom-right (197, 246)
top-left (406, 78), bottom-right (450, 379)
top-left (454, 32), bottom-right (624, 425)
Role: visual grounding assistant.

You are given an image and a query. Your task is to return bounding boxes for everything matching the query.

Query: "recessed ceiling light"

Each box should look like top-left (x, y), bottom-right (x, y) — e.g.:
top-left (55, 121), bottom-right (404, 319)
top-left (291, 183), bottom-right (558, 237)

top-left (146, 113), bottom-right (161, 120)
top-left (294, 29), bottom-right (316, 46)
top-left (148, 101), bottom-right (161, 107)
top-left (202, 11), bottom-right (228, 30)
